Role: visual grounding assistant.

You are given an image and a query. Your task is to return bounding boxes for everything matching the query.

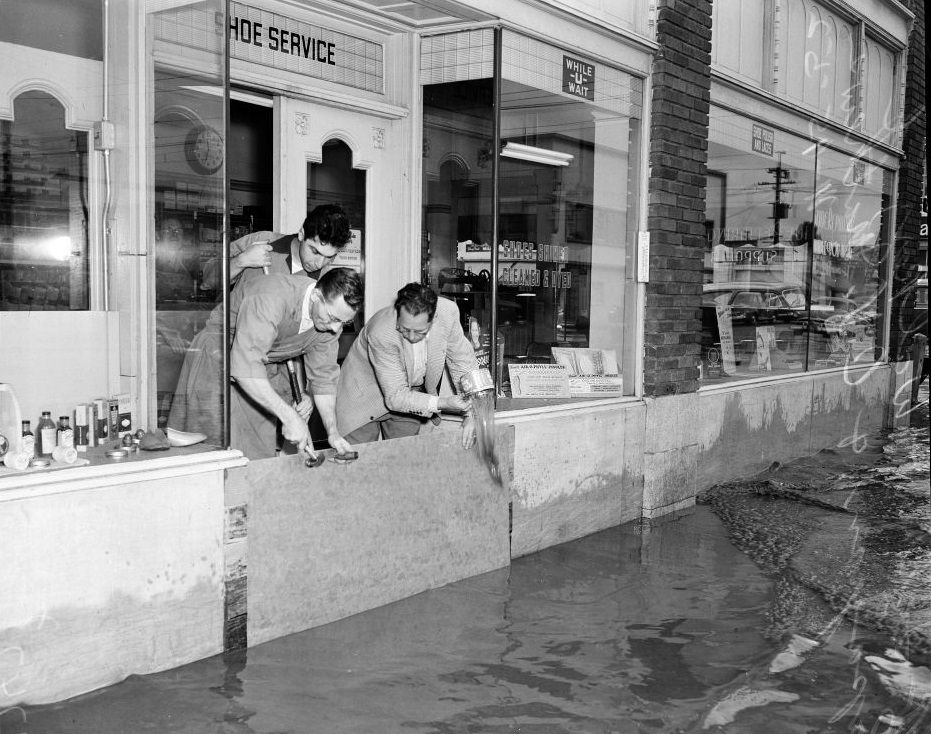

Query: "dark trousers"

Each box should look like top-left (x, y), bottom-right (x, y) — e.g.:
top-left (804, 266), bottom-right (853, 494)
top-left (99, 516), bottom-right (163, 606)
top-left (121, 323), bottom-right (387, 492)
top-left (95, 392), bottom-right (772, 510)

top-left (344, 411), bottom-right (430, 444)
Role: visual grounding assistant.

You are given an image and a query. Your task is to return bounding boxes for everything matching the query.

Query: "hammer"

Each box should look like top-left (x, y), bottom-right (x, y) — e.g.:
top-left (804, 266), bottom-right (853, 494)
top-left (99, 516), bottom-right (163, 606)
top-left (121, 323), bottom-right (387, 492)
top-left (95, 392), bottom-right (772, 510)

top-left (286, 359), bottom-right (322, 467)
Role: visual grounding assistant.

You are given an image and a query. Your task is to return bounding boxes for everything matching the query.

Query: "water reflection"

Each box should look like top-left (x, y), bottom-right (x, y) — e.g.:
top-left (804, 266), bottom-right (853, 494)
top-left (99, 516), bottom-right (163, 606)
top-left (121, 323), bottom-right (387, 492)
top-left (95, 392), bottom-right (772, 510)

top-left (15, 393), bottom-right (930, 734)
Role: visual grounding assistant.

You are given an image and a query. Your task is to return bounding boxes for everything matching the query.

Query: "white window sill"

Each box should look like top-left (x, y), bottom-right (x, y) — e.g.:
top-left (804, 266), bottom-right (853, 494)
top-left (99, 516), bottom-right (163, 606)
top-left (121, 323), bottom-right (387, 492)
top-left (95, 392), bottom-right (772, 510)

top-left (697, 361), bottom-right (888, 394)
top-left (431, 395), bottom-right (642, 425)
top-left (0, 446), bottom-right (247, 501)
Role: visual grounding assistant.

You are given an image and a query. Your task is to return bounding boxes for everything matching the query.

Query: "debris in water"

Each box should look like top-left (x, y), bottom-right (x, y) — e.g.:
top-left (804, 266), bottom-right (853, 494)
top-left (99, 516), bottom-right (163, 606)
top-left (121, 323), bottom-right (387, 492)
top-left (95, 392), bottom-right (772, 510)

top-left (702, 686), bottom-right (800, 728)
top-left (768, 633), bottom-right (820, 673)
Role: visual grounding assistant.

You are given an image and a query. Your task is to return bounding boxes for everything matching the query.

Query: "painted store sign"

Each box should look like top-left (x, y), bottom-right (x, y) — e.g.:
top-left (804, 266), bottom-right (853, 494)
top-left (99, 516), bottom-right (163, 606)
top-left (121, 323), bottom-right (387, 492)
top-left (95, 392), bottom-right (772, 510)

top-left (228, 2), bottom-right (384, 93)
top-left (563, 55), bottom-right (595, 100)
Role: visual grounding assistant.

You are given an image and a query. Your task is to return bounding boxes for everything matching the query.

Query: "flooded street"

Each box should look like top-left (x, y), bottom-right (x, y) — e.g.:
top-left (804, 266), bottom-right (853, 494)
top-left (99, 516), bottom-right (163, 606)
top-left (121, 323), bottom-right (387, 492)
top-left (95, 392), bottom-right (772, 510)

top-left (8, 390), bottom-right (929, 734)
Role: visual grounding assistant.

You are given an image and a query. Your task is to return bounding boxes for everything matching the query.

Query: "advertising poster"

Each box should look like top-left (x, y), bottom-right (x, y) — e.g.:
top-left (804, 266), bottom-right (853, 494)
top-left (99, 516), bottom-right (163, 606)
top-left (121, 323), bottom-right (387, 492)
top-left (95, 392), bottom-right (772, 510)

top-left (755, 325), bottom-right (776, 372)
top-left (551, 347), bottom-right (624, 396)
top-left (508, 364), bottom-right (571, 398)
top-left (714, 297), bottom-right (737, 375)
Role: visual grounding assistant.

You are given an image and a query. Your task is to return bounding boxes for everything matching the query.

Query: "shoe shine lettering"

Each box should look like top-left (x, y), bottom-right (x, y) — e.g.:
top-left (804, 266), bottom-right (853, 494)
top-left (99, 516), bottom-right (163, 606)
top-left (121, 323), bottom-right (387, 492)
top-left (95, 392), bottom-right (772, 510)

top-left (230, 16), bottom-right (336, 65)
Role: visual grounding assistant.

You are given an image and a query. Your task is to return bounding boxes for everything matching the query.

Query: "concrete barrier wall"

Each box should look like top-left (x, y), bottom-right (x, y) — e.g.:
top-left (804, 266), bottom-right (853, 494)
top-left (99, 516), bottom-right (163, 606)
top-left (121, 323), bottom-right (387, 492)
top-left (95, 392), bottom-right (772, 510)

top-left (240, 426), bottom-right (513, 647)
top-left (0, 473), bottom-right (226, 706)
top-left (508, 365), bottom-right (901, 545)
top-left (507, 402), bottom-right (645, 558)
top-left (696, 366), bottom-right (892, 490)
top-left (642, 393), bottom-right (700, 518)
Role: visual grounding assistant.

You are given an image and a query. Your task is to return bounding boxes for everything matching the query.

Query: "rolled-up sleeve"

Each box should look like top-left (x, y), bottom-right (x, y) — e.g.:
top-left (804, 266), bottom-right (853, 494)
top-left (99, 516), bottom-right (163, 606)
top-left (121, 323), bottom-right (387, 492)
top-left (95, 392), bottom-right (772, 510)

top-left (230, 293), bottom-right (283, 380)
top-left (303, 335), bottom-right (340, 395)
top-left (203, 231), bottom-right (274, 289)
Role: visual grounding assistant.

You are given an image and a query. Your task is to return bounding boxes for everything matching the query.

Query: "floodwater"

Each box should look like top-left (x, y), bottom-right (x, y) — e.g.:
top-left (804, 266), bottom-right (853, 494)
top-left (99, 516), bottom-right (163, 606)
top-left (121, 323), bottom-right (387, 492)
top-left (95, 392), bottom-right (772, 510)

top-left (8, 392), bottom-right (930, 733)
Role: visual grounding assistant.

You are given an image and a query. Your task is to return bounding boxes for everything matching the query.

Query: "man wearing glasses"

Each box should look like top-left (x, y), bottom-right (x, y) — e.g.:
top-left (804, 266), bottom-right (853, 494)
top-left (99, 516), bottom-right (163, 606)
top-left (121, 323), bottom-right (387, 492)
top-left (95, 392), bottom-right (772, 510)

top-left (200, 203), bottom-right (350, 291)
top-left (169, 267), bottom-right (363, 460)
top-left (336, 282), bottom-right (477, 449)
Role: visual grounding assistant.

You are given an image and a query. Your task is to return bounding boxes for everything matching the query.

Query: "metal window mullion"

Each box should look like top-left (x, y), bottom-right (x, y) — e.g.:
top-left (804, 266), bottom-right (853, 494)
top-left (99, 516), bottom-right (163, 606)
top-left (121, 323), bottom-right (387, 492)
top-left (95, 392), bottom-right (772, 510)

top-left (222, 0), bottom-right (232, 448)
top-left (803, 144), bottom-right (819, 372)
top-left (490, 26), bottom-right (502, 398)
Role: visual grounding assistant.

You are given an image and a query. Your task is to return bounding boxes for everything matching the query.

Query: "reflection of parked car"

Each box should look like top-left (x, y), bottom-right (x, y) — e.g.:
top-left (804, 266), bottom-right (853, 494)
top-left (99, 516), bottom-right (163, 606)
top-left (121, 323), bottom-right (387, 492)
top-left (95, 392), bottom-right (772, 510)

top-left (702, 282), bottom-right (806, 369)
top-left (807, 295), bottom-right (877, 339)
top-left (702, 282), bottom-right (804, 328)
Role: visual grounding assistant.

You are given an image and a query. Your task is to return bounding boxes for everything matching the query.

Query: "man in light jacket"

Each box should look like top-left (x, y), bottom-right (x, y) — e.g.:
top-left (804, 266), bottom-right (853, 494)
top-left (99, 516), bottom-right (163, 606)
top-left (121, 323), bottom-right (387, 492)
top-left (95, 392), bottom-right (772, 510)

top-left (336, 283), bottom-right (477, 448)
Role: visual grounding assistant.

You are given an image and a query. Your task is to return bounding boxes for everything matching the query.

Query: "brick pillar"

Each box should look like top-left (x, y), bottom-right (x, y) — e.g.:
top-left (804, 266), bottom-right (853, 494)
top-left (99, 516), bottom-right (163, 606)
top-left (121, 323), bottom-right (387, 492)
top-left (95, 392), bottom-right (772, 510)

top-left (889, 0), bottom-right (926, 360)
top-left (644, 0), bottom-right (712, 396)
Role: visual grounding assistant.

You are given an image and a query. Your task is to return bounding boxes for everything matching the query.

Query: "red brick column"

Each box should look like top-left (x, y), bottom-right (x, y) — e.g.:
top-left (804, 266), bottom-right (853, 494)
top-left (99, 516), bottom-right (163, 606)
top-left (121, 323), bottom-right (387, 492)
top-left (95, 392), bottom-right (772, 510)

top-left (644, 0), bottom-right (712, 396)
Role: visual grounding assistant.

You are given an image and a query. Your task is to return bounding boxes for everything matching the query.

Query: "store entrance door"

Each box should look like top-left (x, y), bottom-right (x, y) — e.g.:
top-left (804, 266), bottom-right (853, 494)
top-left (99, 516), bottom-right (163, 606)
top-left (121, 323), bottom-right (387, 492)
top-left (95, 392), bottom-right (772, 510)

top-left (277, 96), bottom-right (404, 317)
top-left (277, 96), bottom-right (405, 449)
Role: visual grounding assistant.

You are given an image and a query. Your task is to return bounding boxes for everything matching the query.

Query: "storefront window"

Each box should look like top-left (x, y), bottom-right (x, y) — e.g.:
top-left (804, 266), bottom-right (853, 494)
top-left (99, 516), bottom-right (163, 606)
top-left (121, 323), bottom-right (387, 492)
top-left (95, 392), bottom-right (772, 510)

top-left (421, 29), bottom-right (642, 404)
top-left (808, 150), bottom-right (887, 367)
top-left (1, 1), bottom-right (112, 466)
top-left (701, 106), bottom-right (889, 383)
top-left (422, 76), bottom-right (496, 379)
top-left (151, 4), bottom-right (228, 439)
top-left (1, 91), bottom-right (90, 311)
top-left (702, 109), bottom-right (815, 380)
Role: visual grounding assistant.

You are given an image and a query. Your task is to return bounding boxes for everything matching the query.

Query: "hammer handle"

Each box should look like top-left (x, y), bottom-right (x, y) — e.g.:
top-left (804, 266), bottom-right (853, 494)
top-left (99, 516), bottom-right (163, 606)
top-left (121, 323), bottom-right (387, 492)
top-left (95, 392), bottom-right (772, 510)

top-left (286, 360), bottom-right (302, 403)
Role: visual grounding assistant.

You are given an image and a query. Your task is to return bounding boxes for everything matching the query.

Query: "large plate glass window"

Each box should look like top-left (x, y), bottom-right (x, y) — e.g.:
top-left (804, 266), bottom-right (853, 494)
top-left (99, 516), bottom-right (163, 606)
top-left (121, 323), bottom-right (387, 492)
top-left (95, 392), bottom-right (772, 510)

top-left (421, 29), bottom-right (643, 405)
top-left (497, 32), bottom-right (641, 402)
top-left (0, 0), bottom-right (106, 457)
top-left (421, 31), bottom-right (496, 385)
top-left (702, 109), bottom-right (815, 381)
top-left (1, 92), bottom-right (90, 312)
top-left (808, 150), bottom-right (888, 367)
top-left (150, 2), bottom-right (227, 443)
top-left (700, 106), bottom-right (889, 384)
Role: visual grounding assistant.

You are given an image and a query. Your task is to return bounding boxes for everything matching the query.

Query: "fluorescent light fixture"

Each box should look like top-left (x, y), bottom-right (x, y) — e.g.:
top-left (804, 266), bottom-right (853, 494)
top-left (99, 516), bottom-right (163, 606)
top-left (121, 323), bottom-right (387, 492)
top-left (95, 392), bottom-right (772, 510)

top-left (179, 85), bottom-right (224, 98)
top-left (515, 292), bottom-right (536, 297)
top-left (178, 86), bottom-right (274, 107)
top-left (501, 142), bottom-right (573, 167)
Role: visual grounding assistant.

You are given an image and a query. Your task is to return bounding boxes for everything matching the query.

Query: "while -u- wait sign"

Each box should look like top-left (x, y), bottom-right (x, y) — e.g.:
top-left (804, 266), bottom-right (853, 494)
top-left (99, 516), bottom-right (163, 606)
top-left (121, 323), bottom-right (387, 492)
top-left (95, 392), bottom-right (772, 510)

top-left (563, 55), bottom-right (595, 100)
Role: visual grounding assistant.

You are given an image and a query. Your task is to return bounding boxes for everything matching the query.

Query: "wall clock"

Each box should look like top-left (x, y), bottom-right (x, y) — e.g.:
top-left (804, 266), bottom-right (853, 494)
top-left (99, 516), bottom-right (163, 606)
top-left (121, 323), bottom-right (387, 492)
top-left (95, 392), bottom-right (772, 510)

top-left (184, 124), bottom-right (223, 175)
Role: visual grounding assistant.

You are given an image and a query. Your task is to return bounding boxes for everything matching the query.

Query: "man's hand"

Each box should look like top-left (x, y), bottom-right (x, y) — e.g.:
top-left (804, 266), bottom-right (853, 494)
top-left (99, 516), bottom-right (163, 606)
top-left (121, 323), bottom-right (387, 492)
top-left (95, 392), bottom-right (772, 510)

top-left (235, 241), bottom-right (272, 270)
top-left (439, 394), bottom-right (470, 413)
top-left (281, 409), bottom-right (311, 448)
top-left (460, 412), bottom-right (476, 450)
top-left (327, 431), bottom-right (353, 455)
top-left (293, 394), bottom-right (314, 420)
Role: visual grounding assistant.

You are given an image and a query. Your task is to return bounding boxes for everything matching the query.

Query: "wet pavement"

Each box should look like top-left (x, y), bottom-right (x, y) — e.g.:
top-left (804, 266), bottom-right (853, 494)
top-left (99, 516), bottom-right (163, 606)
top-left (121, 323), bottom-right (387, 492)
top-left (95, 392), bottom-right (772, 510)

top-left (6, 388), bottom-right (929, 733)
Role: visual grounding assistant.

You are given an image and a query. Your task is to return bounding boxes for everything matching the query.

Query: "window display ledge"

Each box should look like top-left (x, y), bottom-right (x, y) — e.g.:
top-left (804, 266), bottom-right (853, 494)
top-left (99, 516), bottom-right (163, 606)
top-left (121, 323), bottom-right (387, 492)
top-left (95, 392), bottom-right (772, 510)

top-left (0, 447), bottom-right (246, 501)
top-left (494, 395), bottom-right (640, 423)
top-left (697, 362), bottom-right (887, 394)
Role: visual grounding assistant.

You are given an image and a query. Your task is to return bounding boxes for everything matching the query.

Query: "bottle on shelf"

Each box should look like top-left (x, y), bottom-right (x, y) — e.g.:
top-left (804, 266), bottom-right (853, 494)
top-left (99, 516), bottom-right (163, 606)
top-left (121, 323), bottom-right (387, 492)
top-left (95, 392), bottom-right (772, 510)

top-left (36, 411), bottom-right (57, 457)
top-left (57, 415), bottom-right (74, 449)
top-left (21, 420), bottom-right (35, 459)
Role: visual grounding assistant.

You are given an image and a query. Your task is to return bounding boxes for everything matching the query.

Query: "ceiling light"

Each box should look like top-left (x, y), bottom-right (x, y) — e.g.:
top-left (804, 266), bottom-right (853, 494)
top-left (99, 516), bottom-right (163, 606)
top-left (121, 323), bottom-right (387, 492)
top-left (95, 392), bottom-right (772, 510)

top-left (501, 142), bottom-right (573, 167)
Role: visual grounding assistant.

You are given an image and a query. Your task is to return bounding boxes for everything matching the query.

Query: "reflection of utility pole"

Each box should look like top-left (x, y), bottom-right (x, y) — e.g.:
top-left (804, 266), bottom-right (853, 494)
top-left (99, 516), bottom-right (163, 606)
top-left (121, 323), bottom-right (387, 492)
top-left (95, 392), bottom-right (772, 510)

top-left (759, 151), bottom-right (796, 245)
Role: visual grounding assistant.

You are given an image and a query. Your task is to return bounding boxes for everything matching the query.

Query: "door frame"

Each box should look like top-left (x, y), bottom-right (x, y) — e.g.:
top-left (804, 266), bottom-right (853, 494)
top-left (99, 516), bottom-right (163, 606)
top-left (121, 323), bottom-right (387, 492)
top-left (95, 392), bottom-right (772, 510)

top-left (272, 93), bottom-right (412, 317)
